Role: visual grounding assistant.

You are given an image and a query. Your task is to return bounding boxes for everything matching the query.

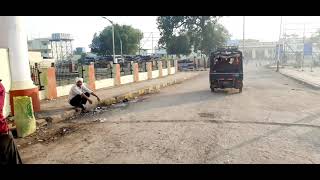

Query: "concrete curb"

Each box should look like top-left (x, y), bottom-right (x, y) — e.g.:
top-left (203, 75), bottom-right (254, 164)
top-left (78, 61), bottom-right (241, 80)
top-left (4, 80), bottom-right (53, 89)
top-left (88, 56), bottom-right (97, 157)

top-left (36, 73), bottom-right (201, 124)
top-left (279, 70), bottom-right (320, 89)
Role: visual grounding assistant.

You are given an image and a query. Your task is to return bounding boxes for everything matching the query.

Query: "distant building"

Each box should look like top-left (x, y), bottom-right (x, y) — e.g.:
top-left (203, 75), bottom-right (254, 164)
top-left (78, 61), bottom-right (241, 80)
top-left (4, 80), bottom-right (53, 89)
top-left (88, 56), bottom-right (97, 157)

top-left (154, 47), bottom-right (167, 56)
top-left (28, 33), bottom-right (74, 61)
top-left (50, 33), bottom-right (74, 61)
top-left (237, 39), bottom-right (277, 60)
top-left (28, 38), bottom-right (53, 59)
top-left (136, 49), bottom-right (148, 56)
top-left (75, 47), bottom-right (86, 54)
top-left (28, 51), bottom-right (55, 67)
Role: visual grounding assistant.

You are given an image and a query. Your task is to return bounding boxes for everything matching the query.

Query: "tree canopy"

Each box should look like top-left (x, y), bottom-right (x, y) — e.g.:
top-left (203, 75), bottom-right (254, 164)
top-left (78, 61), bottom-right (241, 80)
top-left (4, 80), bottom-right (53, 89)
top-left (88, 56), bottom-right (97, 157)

top-left (90, 24), bottom-right (143, 55)
top-left (157, 16), bottom-right (230, 55)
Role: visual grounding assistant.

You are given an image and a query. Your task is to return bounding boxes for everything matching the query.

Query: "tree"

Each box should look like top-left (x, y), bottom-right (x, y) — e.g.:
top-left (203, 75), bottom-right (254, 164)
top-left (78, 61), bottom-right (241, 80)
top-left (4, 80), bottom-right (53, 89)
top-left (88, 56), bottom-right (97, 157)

top-left (157, 16), bottom-right (227, 55)
top-left (166, 34), bottom-right (191, 56)
top-left (201, 23), bottom-right (230, 55)
top-left (90, 24), bottom-right (143, 55)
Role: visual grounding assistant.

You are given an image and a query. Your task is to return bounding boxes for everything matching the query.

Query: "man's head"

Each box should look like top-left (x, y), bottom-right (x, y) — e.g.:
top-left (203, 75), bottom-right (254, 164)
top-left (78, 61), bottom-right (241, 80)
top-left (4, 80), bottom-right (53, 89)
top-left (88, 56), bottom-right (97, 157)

top-left (75, 77), bottom-right (83, 87)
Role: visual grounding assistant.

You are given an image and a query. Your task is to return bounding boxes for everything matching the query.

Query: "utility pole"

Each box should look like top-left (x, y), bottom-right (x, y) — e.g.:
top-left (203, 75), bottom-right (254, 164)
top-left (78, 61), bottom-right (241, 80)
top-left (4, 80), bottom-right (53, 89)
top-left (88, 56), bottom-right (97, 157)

top-left (120, 38), bottom-right (123, 61)
top-left (243, 16), bottom-right (245, 64)
top-left (139, 33), bottom-right (141, 55)
top-left (243, 16), bottom-right (245, 51)
top-left (302, 23), bottom-right (306, 71)
top-left (101, 16), bottom-right (117, 64)
top-left (276, 16), bottom-right (283, 72)
top-left (151, 32), bottom-right (153, 55)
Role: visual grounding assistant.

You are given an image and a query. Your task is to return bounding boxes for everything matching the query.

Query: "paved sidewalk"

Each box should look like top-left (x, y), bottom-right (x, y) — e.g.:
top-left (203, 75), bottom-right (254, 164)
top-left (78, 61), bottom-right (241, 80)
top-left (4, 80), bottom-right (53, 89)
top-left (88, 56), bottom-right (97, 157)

top-left (279, 67), bottom-right (320, 89)
top-left (35, 72), bottom-right (202, 124)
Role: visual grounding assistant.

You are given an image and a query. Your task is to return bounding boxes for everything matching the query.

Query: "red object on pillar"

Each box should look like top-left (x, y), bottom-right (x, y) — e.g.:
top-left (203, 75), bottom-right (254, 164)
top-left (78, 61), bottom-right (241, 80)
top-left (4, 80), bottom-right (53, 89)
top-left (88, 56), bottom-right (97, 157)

top-left (0, 81), bottom-right (5, 116)
top-left (0, 81), bottom-right (9, 134)
top-left (9, 87), bottom-right (40, 115)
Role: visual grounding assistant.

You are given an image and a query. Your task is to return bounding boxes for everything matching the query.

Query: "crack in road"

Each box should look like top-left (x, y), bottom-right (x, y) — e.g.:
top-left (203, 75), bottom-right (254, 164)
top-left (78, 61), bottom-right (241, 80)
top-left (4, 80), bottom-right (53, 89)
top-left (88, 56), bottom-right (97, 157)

top-left (75, 118), bottom-right (320, 129)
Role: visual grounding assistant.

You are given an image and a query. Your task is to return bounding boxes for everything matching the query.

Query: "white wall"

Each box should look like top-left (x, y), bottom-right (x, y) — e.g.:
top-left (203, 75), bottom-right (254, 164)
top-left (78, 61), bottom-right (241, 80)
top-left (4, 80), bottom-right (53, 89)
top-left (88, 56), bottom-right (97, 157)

top-left (28, 51), bottom-right (43, 64)
top-left (139, 72), bottom-right (148, 81)
top-left (96, 78), bottom-right (114, 89)
top-left (162, 69), bottom-right (168, 76)
top-left (170, 67), bottom-right (176, 74)
top-left (0, 49), bottom-right (11, 117)
top-left (56, 84), bottom-right (74, 97)
top-left (152, 70), bottom-right (159, 79)
top-left (120, 75), bottom-right (134, 85)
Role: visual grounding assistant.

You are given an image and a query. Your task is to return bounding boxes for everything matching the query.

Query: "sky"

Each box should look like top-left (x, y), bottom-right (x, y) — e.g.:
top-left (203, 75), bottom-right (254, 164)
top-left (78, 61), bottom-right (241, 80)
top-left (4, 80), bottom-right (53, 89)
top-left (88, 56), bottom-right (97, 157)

top-left (24, 16), bottom-right (320, 52)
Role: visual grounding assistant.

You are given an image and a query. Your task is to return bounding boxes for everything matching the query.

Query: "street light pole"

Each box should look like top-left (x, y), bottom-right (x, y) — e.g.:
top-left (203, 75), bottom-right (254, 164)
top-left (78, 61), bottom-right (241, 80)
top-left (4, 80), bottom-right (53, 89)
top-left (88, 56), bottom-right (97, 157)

top-left (120, 38), bottom-right (123, 60)
top-left (112, 24), bottom-right (116, 64)
top-left (276, 16), bottom-right (283, 72)
top-left (302, 23), bottom-right (306, 71)
top-left (102, 16), bottom-right (117, 64)
top-left (243, 16), bottom-right (245, 64)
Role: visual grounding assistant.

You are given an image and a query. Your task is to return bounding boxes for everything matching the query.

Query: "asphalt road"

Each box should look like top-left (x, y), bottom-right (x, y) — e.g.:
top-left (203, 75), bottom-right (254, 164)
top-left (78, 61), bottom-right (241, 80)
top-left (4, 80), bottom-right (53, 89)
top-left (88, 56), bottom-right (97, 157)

top-left (21, 61), bottom-right (320, 164)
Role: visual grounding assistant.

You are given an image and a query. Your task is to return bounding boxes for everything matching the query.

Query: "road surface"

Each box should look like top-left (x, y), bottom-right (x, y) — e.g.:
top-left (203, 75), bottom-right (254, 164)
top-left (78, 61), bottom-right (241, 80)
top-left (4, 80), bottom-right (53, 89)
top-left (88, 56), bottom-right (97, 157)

top-left (21, 61), bottom-right (320, 163)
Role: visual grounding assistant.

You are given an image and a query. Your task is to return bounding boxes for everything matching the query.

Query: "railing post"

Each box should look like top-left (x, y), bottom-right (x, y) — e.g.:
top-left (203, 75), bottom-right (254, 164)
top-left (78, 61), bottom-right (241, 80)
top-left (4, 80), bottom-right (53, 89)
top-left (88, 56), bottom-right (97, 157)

top-left (113, 63), bottom-right (121, 86)
top-left (158, 61), bottom-right (163, 77)
top-left (82, 63), bottom-right (96, 90)
top-left (40, 67), bottom-right (57, 100)
top-left (167, 59), bottom-right (172, 75)
top-left (175, 60), bottom-right (178, 72)
top-left (146, 62), bottom-right (152, 80)
top-left (133, 63), bottom-right (139, 82)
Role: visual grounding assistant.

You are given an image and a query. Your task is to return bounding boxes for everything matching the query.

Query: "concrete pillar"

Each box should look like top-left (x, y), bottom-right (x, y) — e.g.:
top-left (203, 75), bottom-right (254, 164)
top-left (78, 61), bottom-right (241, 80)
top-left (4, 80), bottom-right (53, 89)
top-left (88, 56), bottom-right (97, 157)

top-left (175, 60), bottom-right (178, 72)
top-left (146, 62), bottom-right (152, 80)
top-left (252, 49), bottom-right (256, 59)
top-left (167, 60), bottom-right (171, 75)
top-left (133, 63), bottom-right (139, 82)
top-left (40, 67), bottom-right (57, 100)
top-left (264, 48), bottom-right (269, 59)
top-left (113, 64), bottom-right (121, 86)
top-left (83, 63), bottom-right (96, 91)
top-left (158, 61), bottom-right (163, 77)
top-left (0, 16), bottom-right (40, 114)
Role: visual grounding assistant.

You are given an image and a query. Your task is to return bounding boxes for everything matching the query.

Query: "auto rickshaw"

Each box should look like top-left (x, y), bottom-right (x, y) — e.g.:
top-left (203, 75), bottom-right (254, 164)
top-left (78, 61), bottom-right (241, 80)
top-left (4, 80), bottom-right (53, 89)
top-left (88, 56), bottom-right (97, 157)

top-left (209, 47), bottom-right (243, 93)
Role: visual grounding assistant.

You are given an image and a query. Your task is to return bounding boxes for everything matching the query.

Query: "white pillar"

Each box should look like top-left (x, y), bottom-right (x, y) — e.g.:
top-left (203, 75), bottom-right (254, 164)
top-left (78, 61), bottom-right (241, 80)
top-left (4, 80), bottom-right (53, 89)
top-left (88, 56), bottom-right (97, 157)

top-left (264, 48), bottom-right (269, 58)
top-left (252, 49), bottom-right (256, 59)
top-left (0, 16), bottom-right (35, 90)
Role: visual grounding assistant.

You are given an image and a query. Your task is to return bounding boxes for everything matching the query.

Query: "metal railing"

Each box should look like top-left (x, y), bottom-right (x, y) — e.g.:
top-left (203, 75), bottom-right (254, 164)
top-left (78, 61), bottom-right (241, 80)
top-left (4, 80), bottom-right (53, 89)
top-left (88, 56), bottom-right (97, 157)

top-left (94, 61), bottom-right (113, 80)
top-left (162, 60), bottom-right (168, 68)
top-left (55, 61), bottom-right (81, 86)
top-left (138, 61), bottom-right (147, 72)
top-left (170, 59), bottom-right (175, 67)
top-left (30, 63), bottom-right (44, 90)
top-left (152, 60), bottom-right (158, 70)
top-left (119, 61), bottom-right (133, 76)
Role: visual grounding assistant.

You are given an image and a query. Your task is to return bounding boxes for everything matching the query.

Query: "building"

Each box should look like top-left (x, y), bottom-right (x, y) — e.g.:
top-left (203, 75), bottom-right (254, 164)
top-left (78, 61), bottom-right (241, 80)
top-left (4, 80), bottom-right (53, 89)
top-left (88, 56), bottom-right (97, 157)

top-left (137, 49), bottom-right (148, 56)
top-left (50, 33), bottom-right (74, 61)
top-left (237, 39), bottom-right (277, 60)
top-left (28, 51), bottom-right (55, 67)
top-left (28, 33), bottom-right (74, 61)
top-left (28, 38), bottom-right (53, 59)
top-left (154, 47), bottom-right (167, 56)
top-left (75, 47), bottom-right (86, 54)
